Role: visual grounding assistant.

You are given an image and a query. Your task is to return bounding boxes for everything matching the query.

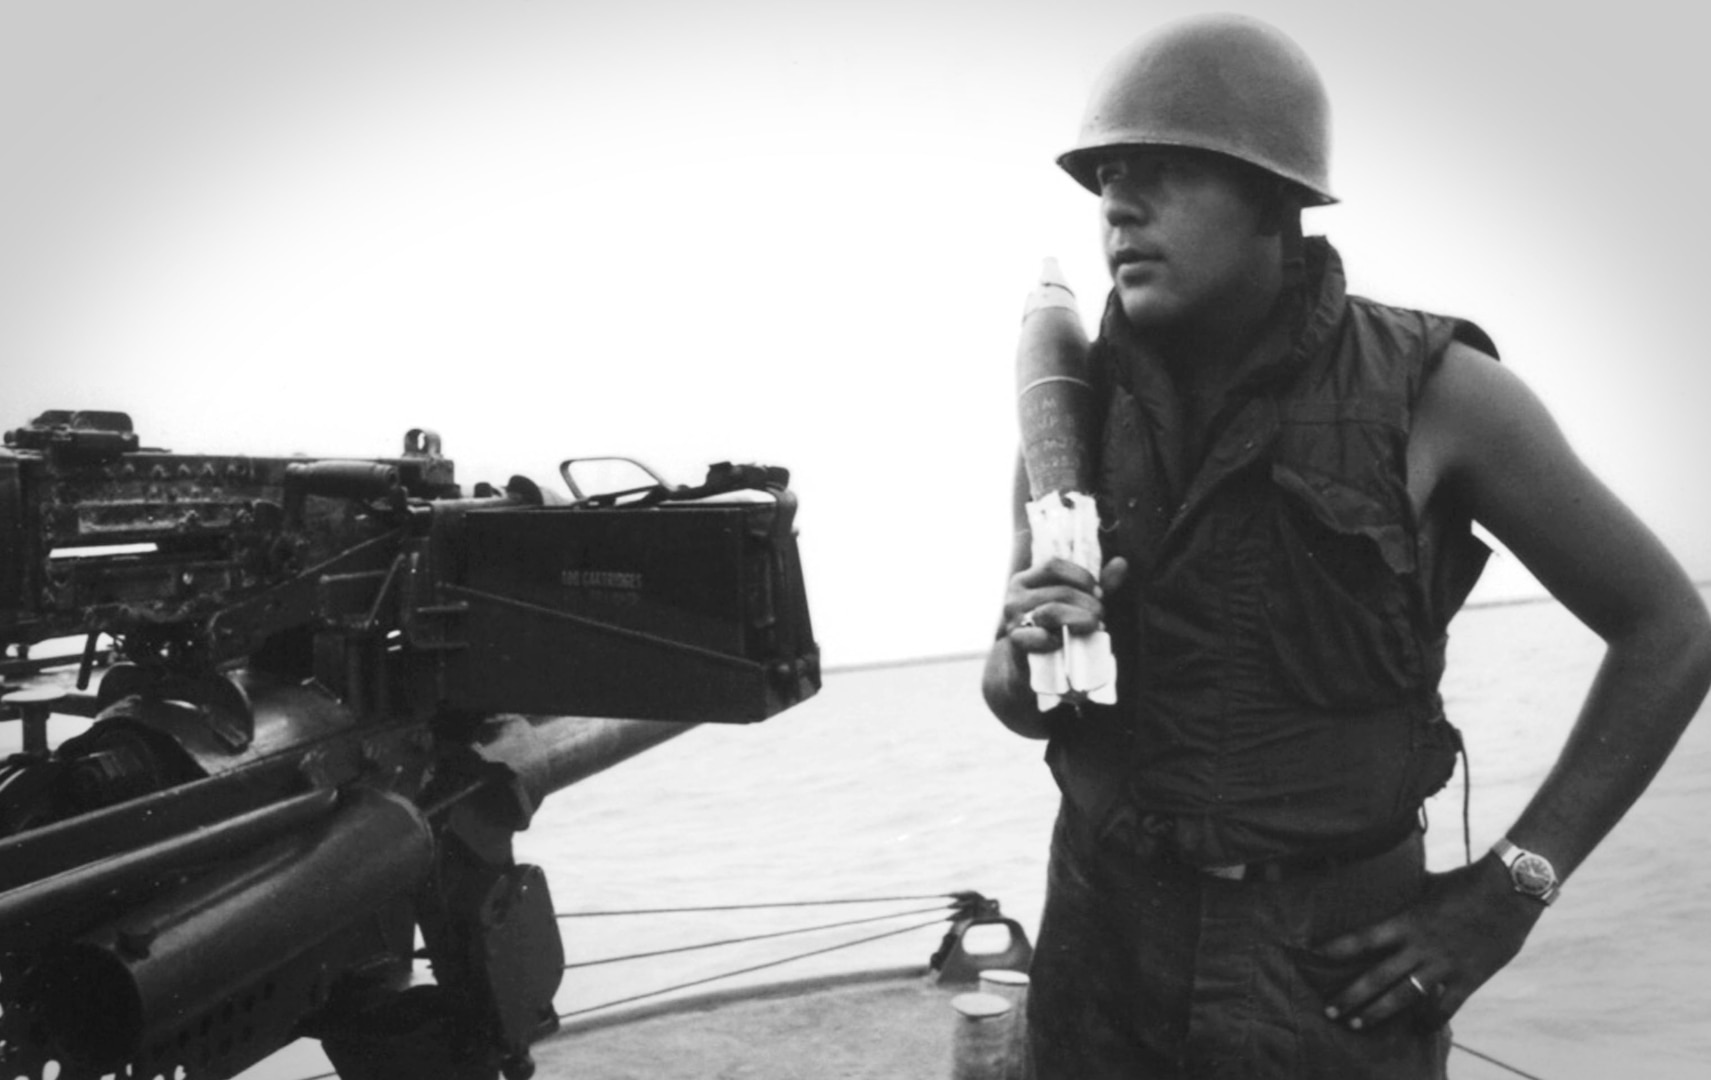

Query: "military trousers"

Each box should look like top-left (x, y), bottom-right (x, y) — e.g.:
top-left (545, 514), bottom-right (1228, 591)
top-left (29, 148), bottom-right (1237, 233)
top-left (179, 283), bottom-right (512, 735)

top-left (1027, 800), bottom-right (1451, 1079)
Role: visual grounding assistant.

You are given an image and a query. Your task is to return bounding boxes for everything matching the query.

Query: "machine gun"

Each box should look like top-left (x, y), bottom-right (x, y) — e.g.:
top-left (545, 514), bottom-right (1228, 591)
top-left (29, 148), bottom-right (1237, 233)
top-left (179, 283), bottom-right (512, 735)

top-left (0, 410), bottom-right (819, 1080)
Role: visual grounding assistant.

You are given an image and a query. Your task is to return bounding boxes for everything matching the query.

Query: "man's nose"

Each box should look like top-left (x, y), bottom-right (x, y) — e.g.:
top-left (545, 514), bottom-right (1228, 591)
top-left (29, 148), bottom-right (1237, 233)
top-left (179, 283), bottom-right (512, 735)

top-left (1101, 182), bottom-right (1150, 227)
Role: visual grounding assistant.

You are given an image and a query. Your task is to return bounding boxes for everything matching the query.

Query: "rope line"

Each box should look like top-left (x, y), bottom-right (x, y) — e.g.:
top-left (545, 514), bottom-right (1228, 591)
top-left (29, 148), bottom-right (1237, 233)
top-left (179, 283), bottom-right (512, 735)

top-left (564, 903), bottom-right (952, 968)
top-left (556, 915), bottom-right (947, 1020)
top-left (557, 892), bottom-right (957, 917)
top-left (1452, 1041), bottom-right (1550, 1080)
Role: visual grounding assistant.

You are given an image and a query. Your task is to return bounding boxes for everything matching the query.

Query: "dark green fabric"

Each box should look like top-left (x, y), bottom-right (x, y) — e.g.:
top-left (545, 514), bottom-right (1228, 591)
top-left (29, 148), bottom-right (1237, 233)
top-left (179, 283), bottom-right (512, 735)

top-left (1046, 239), bottom-right (1492, 866)
top-left (1029, 801), bottom-right (1451, 1079)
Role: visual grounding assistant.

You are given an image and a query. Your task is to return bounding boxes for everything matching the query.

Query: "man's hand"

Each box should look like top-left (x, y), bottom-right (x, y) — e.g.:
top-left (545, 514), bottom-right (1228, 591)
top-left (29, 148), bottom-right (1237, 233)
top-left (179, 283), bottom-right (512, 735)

top-left (1316, 855), bottom-right (1544, 1031)
top-left (1000, 555), bottom-right (1129, 652)
top-left (983, 555), bottom-right (1128, 737)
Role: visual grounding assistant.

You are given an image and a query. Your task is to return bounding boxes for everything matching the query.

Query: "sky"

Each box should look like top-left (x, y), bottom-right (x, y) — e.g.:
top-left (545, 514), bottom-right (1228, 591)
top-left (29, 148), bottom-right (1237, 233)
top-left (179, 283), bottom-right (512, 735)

top-left (2, 0), bottom-right (1708, 665)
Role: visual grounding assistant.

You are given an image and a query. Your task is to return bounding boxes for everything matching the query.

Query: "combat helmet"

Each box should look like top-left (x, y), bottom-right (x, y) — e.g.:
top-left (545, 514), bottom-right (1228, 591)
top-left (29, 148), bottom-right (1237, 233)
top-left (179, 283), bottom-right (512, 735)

top-left (1058, 13), bottom-right (1335, 205)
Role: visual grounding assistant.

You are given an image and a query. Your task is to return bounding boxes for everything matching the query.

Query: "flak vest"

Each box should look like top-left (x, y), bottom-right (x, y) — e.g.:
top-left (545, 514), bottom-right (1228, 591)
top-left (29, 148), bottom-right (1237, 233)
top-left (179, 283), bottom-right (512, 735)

top-left (1047, 239), bottom-right (1495, 867)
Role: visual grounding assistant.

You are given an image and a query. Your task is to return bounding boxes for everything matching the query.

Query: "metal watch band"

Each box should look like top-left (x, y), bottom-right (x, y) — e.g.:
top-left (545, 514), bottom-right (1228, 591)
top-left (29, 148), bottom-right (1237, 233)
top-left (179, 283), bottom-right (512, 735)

top-left (1492, 837), bottom-right (1561, 906)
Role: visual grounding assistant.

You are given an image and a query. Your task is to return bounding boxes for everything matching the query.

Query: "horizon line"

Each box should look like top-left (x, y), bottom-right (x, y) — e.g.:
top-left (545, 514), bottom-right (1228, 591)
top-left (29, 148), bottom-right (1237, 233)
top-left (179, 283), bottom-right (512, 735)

top-left (822, 580), bottom-right (1711, 676)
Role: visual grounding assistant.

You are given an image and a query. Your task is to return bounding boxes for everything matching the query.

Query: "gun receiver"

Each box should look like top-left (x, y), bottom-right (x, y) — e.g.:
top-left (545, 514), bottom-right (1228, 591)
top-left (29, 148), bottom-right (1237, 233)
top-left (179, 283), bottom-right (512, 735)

top-left (0, 410), bottom-right (820, 1080)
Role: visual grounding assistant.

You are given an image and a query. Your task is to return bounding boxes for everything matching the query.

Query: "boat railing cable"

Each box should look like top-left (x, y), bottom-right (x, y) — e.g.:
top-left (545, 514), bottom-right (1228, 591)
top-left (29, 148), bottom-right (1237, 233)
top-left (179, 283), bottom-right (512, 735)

top-left (555, 912), bottom-right (951, 1021)
top-left (562, 902), bottom-right (954, 968)
top-left (555, 891), bottom-right (960, 917)
top-left (550, 892), bottom-right (972, 1016)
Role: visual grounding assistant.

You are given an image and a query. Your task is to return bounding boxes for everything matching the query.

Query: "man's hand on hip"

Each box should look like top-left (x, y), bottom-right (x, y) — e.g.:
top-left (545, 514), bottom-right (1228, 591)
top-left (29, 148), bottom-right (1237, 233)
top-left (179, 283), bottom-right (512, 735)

top-left (1315, 855), bottom-right (1544, 1031)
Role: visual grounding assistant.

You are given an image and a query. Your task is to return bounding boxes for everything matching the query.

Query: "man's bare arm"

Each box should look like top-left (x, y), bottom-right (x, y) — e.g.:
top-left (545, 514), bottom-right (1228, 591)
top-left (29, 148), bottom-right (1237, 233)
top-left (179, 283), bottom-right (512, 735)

top-left (1325, 342), bottom-right (1711, 1028)
top-left (1420, 343), bottom-right (1711, 878)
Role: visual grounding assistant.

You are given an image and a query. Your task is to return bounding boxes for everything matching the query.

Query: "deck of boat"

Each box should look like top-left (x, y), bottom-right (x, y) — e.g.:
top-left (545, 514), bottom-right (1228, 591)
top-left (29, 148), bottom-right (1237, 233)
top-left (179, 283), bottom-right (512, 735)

top-left (531, 964), bottom-right (1543, 1080)
top-left (534, 966), bottom-right (966, 1080)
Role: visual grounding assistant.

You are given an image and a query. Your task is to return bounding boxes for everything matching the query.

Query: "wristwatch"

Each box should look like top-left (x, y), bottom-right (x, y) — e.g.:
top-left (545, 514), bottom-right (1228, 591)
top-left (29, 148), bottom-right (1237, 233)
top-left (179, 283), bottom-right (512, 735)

top-left (1492, 838), bottom-right (1561, 906)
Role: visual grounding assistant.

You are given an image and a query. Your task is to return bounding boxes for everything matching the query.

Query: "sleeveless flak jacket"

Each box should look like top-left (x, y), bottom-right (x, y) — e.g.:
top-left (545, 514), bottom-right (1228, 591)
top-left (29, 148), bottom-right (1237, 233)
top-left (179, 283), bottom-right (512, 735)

top-left (1046, 239), bottom-right (1495, 867)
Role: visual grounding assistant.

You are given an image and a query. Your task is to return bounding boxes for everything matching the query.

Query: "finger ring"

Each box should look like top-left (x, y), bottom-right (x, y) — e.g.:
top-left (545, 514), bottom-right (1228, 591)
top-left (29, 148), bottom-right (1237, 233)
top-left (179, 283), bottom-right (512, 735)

top-left (1407, 974), bottom-right (1428, 997)
top-left (1017, 611), bottom-right (1038, 630)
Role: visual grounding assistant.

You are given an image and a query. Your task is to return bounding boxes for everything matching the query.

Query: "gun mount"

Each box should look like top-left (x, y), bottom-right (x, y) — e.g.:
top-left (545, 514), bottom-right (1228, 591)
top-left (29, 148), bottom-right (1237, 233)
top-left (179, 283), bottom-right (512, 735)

top-left (0, 410), bottom-right (819, 1080)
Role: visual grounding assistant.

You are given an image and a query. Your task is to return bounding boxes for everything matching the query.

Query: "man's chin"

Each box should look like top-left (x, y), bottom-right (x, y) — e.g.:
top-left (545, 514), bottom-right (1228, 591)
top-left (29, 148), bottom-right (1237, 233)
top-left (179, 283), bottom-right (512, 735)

top-left (1118, 292), bottom-right (1181, 330)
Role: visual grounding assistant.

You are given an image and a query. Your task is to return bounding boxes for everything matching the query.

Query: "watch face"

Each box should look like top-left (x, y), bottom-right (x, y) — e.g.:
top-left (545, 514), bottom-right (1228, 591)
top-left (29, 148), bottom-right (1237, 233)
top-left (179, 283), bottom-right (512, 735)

top-left (1512, 852), bottom-right (1557, 895)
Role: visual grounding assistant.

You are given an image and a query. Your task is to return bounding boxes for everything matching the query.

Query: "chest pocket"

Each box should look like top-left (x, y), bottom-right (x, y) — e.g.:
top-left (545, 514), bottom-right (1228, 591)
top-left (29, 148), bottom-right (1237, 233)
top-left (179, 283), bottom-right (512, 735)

top-left (1261, 400), bottom-right (1425, 709)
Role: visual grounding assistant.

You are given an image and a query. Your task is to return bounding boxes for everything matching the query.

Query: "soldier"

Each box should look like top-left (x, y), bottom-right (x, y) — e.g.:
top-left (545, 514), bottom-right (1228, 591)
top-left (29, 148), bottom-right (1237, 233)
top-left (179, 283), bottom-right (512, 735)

top-left (981, 13), bottom-right (1711, 1078)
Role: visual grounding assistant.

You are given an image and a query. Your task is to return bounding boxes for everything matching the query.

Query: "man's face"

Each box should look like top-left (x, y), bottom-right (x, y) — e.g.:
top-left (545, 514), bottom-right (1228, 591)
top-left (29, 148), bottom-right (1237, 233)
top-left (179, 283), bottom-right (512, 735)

top-left (1096, 148), bottom-right (1275, 331)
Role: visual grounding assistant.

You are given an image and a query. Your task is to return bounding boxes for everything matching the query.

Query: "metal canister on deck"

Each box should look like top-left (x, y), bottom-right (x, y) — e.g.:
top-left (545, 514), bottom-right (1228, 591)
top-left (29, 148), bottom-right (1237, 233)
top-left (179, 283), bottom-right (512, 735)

top-left (949, 991), bottom-right (1014, 1080)
top-left (978, 969), bottom-right (1032, 1080)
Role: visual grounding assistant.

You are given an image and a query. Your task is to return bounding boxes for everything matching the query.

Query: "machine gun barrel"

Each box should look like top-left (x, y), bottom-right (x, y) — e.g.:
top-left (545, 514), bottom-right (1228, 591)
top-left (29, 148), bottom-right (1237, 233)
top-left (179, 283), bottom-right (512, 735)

top-left (466, 714), bottom-right (701, 826)
top-left (21, 788), bottom-right (435, 1071)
